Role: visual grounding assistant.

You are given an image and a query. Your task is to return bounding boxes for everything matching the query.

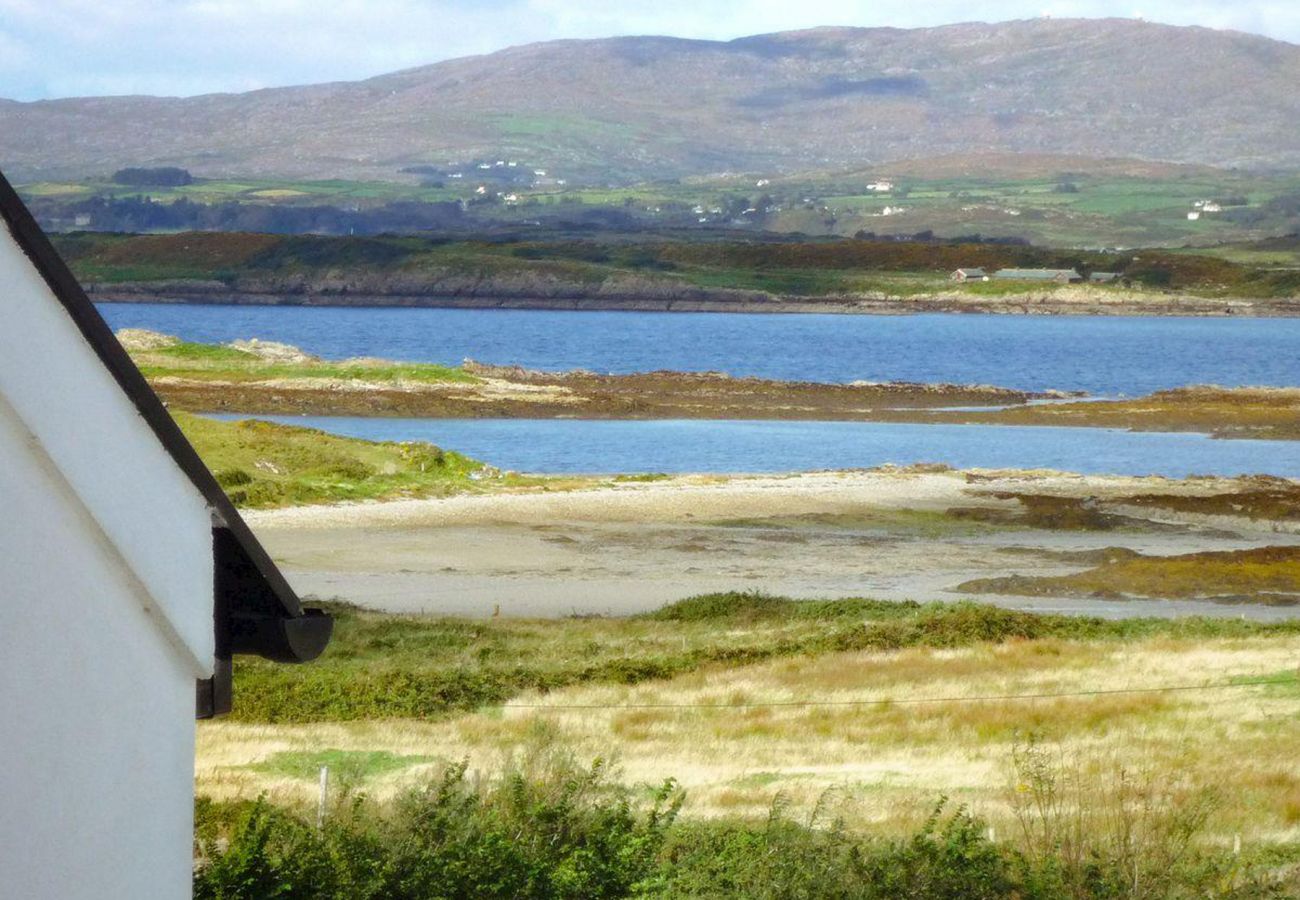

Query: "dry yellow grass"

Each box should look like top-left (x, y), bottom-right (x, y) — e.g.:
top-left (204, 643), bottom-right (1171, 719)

top-left (198, 634), bottom-right (1300, 844)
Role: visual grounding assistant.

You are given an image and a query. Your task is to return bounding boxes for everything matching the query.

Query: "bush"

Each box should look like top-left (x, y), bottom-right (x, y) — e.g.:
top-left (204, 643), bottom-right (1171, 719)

top-left (215, 468), bottom-right (254, 488)
top-left (196, 765), bottom-right (1288, 898)
top-left (195, 756), bottom-right (681, 899)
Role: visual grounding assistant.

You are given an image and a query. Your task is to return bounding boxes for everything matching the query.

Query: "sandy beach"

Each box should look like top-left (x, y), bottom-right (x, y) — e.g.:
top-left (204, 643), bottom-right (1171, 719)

top-left (246, 468), bottom-right (1300, 620)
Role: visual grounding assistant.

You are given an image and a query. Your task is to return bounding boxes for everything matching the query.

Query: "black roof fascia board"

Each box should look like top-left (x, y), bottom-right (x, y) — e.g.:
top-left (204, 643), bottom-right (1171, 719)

top-left (0, 171), bottom-right (332, 689)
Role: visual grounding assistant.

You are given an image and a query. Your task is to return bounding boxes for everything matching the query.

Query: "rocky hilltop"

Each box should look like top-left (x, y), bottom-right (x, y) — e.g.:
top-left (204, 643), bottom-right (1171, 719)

top-left (4, 18), bottom-right (1300, 182)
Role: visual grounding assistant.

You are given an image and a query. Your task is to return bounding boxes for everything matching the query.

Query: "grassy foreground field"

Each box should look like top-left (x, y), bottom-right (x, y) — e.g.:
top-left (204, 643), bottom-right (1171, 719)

top-left (197, 595), bottom-right (1300, 895)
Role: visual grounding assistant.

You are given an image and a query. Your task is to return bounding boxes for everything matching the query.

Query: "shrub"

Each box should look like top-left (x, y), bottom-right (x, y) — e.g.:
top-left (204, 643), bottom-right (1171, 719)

top-left (195, 753), bottom-right (1297, 899)
top-left (194, 756), bottom-right (681, 899)
top-left (215, 468), bottom-right (254, 489)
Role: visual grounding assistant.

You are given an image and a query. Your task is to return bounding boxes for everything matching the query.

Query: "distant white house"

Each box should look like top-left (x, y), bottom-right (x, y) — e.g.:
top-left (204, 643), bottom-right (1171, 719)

top-left (0, 172), bottom-right (331, 899)
top-left (867, 180), bottom-right (894, 192)
top-left (1188, 211), bottom-right (1202, 220)
top-left (951, 268), bottom-right (989, 283)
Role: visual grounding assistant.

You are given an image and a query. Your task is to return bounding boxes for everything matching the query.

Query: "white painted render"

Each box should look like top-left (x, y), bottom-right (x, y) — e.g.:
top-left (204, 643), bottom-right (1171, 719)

top-left (0, 222), bottom-right (216, 897)
top-left (0, 226), bottom-right (214, 669)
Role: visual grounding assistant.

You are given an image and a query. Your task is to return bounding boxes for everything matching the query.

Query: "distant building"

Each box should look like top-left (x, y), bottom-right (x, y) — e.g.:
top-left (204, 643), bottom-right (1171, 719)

top-left (867, 181), bottom-right (894, 192)
top-left (993, 268), bottom-right (1083, 284)
top-left (952, 268), bottom-right (989, 282)
top-left (1188, 211), bottom-right (1202, 220)
top-left (1089, 272), bottom-right (1120, 284)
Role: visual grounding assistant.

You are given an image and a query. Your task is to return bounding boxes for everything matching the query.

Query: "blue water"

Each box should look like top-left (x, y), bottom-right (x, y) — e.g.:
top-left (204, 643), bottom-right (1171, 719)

top-left (210, 415), bottom-right (1300, 478)
top-left (99, 303), bottom-right (1300, 395)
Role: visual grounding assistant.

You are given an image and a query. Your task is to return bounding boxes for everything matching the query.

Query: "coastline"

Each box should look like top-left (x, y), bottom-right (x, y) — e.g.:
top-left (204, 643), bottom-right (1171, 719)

top-left (118, 329), bottom-right (1300, 440)
top-left (245, 467), bottom-right (1300, 619)
top-left (89, 284), bottom-right (1300, 317)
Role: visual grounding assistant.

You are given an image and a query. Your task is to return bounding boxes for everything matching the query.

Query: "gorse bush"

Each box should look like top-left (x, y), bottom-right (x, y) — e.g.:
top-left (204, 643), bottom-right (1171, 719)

top-left (654, 799), bottom-right (1015, 900)
top-left (194, 754), bottom-right (1296, 898)
top-left (195, 753), bottom-right (682, 900)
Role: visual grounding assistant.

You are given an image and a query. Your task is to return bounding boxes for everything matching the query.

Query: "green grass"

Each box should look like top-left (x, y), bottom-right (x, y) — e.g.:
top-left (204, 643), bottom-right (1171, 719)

top-left (173, 411), bottom-right (494, 508)
top-left (229, 593), bottom-right (1300, 723)
top-left (133, 340), bottom-right (477, 385)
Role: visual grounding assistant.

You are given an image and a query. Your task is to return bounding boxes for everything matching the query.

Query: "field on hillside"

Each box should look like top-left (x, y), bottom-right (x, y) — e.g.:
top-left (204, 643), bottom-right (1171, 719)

top-left (22, 161), bottom-right (1300, 249)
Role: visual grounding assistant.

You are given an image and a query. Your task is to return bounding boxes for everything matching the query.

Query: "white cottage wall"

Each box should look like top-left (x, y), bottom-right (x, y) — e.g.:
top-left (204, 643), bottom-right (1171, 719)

top-left (0, 226), bottom-right (214, 669)
top-left (0, 399), bottom-right (200, 898)
top-left (0, 221), bottom-right (215, 897)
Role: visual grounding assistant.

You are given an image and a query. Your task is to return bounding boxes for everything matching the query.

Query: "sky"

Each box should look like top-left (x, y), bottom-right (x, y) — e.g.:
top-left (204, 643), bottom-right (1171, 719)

top-left (1, 0), bottom-right (1296, 101)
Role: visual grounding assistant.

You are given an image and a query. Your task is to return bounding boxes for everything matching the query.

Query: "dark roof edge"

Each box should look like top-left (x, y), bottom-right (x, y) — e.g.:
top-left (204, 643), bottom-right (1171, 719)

top-left (0, 170), bottom-right (323, 658)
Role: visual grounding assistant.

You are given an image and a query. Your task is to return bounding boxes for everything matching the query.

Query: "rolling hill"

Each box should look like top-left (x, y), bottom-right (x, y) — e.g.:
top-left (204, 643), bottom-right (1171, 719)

top-left (3, 18), bottom-right (1299, 184)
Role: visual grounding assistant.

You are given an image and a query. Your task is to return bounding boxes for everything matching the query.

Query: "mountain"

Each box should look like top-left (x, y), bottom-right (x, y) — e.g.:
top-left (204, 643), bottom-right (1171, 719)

top-left (3, 18), bottom-right (1300, 184)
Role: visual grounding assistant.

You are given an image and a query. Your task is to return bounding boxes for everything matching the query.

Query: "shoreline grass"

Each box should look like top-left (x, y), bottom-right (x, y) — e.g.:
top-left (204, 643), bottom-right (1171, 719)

top-left (134, 337), bottom-right (477, 385)
top-left (173, 411), bottom-right (497, 508)
top-left (228, 594), bottom-right (1300, 724)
